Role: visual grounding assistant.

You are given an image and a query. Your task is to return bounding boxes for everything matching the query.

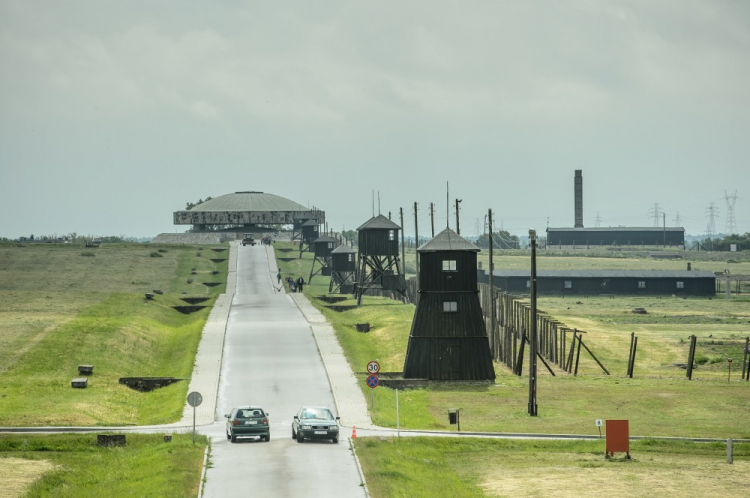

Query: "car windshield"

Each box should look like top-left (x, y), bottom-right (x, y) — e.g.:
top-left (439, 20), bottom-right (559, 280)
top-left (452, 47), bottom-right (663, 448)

top-left (236, 409), bottom-right (263, 419)
top-left (301, 408), bottom-right (334, 420)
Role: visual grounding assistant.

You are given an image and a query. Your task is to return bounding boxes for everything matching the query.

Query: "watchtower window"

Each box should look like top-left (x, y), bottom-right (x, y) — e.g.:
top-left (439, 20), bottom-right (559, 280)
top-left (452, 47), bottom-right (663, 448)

top-left (676, 281), bottom-right (684, 289)
top-left (348, 254), bottom-right (353, 262)
top-left (564, 280), bottom-right (572, 289)
top-left (388, 230), bottom-right (396, 241)
top-left (526, 280), bottom-right (530, 288)
top-left (328, 243), bottom-right (333, 249)
top-left (443, 301), bottom-right (458, 313)
top-left (638, 281), bottom-right (646, 289)
top-left (442, 260), bottom-right (457, 272)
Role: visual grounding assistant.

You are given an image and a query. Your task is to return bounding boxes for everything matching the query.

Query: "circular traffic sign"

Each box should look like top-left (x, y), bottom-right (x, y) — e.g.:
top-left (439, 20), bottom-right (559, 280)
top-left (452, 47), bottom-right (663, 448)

top-left (187, 391), bottom-right (203, 407)
top-left (367, 360), bottom-right (380, 374)
top-left (366, 374), bottom-right (380, 389)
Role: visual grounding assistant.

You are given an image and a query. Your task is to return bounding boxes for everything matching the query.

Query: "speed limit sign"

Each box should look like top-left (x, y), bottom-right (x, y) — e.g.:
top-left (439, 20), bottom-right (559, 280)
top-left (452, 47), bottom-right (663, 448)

top-left (367, 360), bottom-right (380, 374)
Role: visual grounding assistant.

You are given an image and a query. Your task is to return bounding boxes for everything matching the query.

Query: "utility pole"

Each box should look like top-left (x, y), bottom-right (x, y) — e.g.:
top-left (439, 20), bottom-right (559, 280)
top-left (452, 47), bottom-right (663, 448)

top-left (414, 202), bottom-right (420, 289)
top-left (488, 209), bottom-right (495, 357)
top-left (528, 229), bottom-right (538, 416)
top-left (455, 199), bottom-right (462, 235)
top-left (446, 182), bottom-right (450, 229)
top-left (663, 212), bottom-right (666, 248)
top-left (400, 208), bottom-right (406, 291)
top-left (706, 202), bottom-right (719, 238)
top-left (595, 211), bottom-right (602, 228)
top-left (430, 202), bottom-right (435, 238)
top-left (674, 211), bottom-right (682, 227)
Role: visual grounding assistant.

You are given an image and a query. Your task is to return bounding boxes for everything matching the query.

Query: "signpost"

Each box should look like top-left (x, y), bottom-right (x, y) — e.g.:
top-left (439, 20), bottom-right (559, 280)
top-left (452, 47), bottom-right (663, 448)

top-left (595, 419), bottom-right (603, 438)
top-left (366, 361), bottom-right (380, 409)
top-left (187, 391), bottom-right (203, 445)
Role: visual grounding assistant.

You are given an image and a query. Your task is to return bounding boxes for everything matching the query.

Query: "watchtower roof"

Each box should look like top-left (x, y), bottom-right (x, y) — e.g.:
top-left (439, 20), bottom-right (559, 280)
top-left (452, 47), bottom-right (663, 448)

top-left (418, 228), bottom-right (480, 253)
top-left (357, 214), bottom-right (401, 231)
top-left (331, 244), bottom-right (356, 254)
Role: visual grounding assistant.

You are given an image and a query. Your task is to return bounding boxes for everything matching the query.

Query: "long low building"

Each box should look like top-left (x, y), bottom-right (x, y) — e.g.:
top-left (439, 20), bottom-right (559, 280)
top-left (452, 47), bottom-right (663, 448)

top-left (477, 269), bottom-right (716, 296)
top-left (547, 227), bottom-right (685, 247)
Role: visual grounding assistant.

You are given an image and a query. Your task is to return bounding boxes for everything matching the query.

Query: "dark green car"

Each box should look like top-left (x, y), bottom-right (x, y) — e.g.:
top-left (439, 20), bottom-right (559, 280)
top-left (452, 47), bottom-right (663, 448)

top-left (292, 406), bottom-right (340, 444)
top-left (225, 406), bottom-right (270, 442)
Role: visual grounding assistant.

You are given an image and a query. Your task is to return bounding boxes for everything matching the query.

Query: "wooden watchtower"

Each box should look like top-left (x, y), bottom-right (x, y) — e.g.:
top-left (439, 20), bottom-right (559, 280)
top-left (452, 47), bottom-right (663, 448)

top-left (309, 235), bottom-right (335, 283)
top-left (298, 219), bottom-right (319, 258)
top-left (355, 214), bottom-right (406, 306)
top-left (329, 244), bottom-right (357, 294)
top-left (403, 228), bottom-right (495, 380)
top-left (292, 213), bottom-right (317, 243)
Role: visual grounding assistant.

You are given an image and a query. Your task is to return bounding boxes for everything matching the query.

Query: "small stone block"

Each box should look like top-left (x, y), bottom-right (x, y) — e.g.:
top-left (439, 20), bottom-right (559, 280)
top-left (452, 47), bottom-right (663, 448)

top-left (164, 435), bottom-right (172, 443)
top-left (71, 377), bottom-right (88, 388)
top-left (78, 365), bottom-right (94, 375)
top-left (153, 289), bottom-right (164, 295)
top-left (145, 293), bottom-right (155, 300)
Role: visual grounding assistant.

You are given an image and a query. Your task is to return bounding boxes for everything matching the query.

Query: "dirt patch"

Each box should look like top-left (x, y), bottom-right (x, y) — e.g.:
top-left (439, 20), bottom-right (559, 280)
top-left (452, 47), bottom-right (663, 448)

top-left (479, 453), bottom-right (749, 497)
top-left (0, 457), bottom-right (58, 498)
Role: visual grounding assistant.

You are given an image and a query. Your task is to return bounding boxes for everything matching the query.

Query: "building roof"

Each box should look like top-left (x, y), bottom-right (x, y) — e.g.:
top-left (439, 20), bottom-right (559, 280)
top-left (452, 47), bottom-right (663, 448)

top-left (331, 244), bottom-right (356, 254)
top-left (302, 219), bottom-right (320, 227)
top-left (187, 192), bottom-right (309, 212)
top-left (357, 214), bottom-right (401, 231)
top-left (487, 269), bottom-right (715, 279)
top-left (547, 227), bottom-right (685, 233)
top-left (418, 228), bottom-right (480, 253)
top-left (313, 236), bottom-right (336, 244)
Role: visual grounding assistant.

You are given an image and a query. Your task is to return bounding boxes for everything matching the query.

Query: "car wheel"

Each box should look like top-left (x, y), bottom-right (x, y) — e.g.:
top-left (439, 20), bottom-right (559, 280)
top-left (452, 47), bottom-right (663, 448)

top-left (230, 431), bottom-right (237, 443)
top-left (292, 428), bottom-right (297, 440)
top-left (332, 436), bottom-right (339, 444)
top-left (297, 435), bottom-right (304, 443)
top-left (226, 431), bottom-right (231, 440)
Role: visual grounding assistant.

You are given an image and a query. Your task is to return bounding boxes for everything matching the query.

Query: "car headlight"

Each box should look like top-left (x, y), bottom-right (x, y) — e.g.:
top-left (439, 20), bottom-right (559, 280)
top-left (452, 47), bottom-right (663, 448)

top-left (301, 425), bottom-right (311, 430)
top-left (330, 426), bottom-right (339, 431)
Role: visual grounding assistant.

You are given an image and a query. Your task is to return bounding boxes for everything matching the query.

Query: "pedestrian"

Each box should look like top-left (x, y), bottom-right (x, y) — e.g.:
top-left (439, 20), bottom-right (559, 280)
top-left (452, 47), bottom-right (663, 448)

top-left (297, 276), bottom-right (304, 293)
top-left (290, 281), bottom-right (296, 292)
top-left (277, 269), bottom-right (281, 284)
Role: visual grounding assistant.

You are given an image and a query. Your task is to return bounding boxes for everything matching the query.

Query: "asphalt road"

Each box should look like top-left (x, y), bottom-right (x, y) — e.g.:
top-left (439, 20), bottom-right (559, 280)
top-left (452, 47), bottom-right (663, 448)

top-left (202, 245), bottom-right (364, 498)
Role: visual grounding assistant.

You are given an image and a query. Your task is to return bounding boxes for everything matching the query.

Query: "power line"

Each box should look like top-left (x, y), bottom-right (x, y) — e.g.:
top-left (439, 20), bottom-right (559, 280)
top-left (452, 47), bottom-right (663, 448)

top-left (724, 190), bottom-right (741, 234)
top-left (705, 202), bottom-right (719, 237)
top-left (648, 202), bottom-right (662, 227)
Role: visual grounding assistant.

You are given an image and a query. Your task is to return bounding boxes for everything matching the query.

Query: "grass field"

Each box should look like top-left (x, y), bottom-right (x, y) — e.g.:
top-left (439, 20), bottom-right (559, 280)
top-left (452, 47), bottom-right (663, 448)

top-left (0, 243), bottom-right (227, 426)
top-left (0, 433), bottom-right (206, 497)
top-left (274, 242), bottom-right (750, 439)
top-left (355, 437), bottom-right (749, 498)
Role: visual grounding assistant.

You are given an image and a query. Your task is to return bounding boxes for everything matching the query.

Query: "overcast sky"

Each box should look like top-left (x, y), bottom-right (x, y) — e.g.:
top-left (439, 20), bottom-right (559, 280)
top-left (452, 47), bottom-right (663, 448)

top-left (1, 1), bottom-right (748, 239)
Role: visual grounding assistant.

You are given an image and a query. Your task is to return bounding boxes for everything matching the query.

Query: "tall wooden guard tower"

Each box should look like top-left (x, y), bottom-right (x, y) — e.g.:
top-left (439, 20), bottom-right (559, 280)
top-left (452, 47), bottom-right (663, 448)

top-left (403, 228), bottom-right (495, 380)
top-left (355, 214), bottom-right (406, 306)
top-left (298, 219), bottom-right (319, 258)
top-left (329, 244), bottom-right (357, 294)
top-left (308, 235), bottom-right (335, 283)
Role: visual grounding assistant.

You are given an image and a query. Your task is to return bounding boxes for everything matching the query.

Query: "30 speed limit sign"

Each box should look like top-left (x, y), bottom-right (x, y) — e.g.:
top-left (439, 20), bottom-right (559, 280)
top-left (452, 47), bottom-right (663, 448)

top-left (367, 360), bottom-right (380, 374)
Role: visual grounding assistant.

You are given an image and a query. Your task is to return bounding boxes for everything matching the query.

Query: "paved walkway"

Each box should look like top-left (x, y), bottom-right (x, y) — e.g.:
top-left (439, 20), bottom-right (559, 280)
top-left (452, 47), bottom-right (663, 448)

top-left (289, 293), bottom-right (373, 429)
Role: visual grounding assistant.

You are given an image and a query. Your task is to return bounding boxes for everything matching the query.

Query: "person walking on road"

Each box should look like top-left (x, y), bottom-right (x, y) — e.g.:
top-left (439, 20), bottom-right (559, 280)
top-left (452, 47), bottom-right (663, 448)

top-left (277, 269), bottom-right (281, 284)
top-left (296, 277), bottom-right (304, 293)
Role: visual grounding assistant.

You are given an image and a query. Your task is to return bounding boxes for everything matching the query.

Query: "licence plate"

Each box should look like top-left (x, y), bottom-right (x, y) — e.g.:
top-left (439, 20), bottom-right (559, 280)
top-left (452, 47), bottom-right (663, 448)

top-left (245, 421), bottom-right (257, 425)
top-left (314, 430), bottom-right (327, 435)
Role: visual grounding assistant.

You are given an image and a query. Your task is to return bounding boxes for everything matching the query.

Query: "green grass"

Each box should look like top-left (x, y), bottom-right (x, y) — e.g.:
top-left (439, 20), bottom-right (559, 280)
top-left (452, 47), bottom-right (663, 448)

top-left (0, 243), bottom-right (228, 426)
top-left (355, 437), bottom-right (750, 498)
top-left (273, 242), bottom-right (750, 439)
top-left (0, 433), bottom-right (206, 497)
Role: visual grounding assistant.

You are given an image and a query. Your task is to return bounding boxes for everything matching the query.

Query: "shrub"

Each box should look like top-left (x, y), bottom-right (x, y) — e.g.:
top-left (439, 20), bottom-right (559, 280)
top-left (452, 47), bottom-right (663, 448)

top-left (149, 252), bottom-right (163, 258)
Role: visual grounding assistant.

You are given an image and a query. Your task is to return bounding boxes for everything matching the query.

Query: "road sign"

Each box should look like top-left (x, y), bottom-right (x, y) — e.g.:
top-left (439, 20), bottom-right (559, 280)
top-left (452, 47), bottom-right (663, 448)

top-left (367, 360), bottom-right (380, 374)
top-left (187, 391), bottom-right (203, 407)
top-left (595, 419), bottom-right (603, 427)
top-left (366, 374), bottom-right (379, 388)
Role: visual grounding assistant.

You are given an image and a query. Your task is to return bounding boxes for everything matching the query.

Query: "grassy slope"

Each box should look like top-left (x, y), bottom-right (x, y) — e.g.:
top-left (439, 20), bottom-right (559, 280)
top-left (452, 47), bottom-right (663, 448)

top-left (0, 433), bottom-right (206, 497)
top-left (0, 244), bottom-right (227, 426)
top-left (274, 242), bottom-right (750, 438)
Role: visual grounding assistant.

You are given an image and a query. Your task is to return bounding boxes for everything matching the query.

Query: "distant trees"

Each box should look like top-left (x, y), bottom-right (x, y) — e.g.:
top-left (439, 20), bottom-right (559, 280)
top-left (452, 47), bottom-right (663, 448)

top-left (475, 230), bottom-right (520, 249)
top-left (185, 196), bottom-right (213, 210)
top-left (699, 233), bottom-right (750, 251)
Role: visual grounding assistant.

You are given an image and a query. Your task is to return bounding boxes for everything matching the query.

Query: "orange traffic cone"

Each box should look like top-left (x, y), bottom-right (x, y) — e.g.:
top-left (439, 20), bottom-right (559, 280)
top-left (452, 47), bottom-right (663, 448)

top-left (351, 426), bottom-right (357, 438)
